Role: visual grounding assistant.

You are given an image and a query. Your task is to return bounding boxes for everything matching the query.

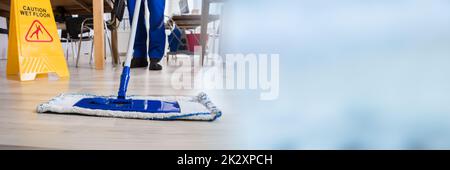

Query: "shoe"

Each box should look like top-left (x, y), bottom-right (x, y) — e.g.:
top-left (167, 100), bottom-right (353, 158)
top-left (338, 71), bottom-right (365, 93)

top-left (149, 58), bottom-right (162, 71)
top-left (123, 57), bottom-right (148, 68)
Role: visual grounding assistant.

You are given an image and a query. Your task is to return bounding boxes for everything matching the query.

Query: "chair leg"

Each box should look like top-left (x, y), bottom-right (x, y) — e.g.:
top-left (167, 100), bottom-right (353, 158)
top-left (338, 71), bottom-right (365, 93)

top-left (76, 37), bottom-right (83, 67)
top-left (103, 21), bottom-right (116, 65)
top-left (71, 39), bottom-right (76, 63)
top-left (89, 38), bottom-right (94, 65)
top-left (107, 33), bottom-right (113, 62)
top-left (166, 54), bottom-right (169, 65)
top-left (105, 36), bottom-right (111, 61)
top-left (64, 33), bottom-right (69, 61)
top-left (65, 42), bottom-right (69, 61)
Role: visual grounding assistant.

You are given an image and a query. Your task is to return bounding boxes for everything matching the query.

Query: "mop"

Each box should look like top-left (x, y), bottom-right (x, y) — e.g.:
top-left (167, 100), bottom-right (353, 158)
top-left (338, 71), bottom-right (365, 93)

top-left (36, 0), bottom-right (222, 121)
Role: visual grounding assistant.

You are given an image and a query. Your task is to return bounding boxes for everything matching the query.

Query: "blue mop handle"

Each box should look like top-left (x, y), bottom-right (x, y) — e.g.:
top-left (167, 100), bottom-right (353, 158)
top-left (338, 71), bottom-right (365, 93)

top-left (118, 0), bottom-right (143, 99)
top-left (117, 66), bottom-right (131, 99)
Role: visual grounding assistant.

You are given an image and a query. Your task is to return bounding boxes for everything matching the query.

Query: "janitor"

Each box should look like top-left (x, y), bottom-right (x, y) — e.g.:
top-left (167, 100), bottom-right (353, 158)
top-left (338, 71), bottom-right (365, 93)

top-left (126, 0), bottom-right (166, 70)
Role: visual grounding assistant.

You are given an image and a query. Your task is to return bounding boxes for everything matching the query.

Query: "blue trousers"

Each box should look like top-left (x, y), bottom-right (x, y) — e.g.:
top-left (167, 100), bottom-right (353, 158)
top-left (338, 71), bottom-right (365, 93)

top-left (127, 0), bottom-right (166, 60)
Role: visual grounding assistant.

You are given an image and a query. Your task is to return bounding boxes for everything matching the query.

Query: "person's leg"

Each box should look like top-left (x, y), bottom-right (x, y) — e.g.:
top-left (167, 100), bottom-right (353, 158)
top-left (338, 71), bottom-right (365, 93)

top-left (126, 0), bottom-right (148, 67)
top-left (147, 0), bottom-right (166, 70)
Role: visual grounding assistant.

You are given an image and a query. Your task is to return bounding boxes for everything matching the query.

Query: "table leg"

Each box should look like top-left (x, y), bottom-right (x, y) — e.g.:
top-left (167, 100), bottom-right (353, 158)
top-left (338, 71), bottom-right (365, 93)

top-left (200, 0), bottom-right (210, 66)
top-left (111, 28), bottom-right (120, 66)
top-left (93, 0), bottom-right (105, 70)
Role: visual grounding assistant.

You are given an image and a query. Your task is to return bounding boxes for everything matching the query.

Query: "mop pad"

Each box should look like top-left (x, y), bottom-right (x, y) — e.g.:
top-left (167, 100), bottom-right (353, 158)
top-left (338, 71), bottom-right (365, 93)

top-left (37, 92), bottom-right (222, 121)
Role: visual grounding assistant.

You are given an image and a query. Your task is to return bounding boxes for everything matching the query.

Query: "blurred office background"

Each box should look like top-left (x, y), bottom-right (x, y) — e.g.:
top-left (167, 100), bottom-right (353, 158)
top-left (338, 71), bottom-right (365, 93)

top-left (221, 0), bottom-right (450, 149)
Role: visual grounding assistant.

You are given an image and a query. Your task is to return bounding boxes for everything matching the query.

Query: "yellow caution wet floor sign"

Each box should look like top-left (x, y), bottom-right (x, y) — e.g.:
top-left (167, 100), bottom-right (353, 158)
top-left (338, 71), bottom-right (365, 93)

top-left (7, 0), bottom-right (69, 81)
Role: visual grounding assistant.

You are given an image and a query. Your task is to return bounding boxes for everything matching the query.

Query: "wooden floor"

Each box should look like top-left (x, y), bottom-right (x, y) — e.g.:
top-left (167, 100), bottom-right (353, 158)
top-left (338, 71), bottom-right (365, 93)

top-left (0, 57), bottom-right (239, 149)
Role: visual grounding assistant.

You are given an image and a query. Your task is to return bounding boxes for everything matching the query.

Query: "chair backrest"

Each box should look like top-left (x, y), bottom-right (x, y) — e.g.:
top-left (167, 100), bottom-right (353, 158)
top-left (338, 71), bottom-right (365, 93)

top-left (64, 15), bottom-right (93, 39)
top-left (54, 6), bottom-right (67, 23)
top-left (107, 0), bottom-right (126, 30)
top-left (112, 0), bottom-right (126, 22)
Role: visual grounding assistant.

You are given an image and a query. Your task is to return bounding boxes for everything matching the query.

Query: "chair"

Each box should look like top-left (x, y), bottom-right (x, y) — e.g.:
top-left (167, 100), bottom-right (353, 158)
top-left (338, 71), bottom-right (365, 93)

top-left (74, 17), bottom-right (95, 67)
top-left (165, 0), bottom-right (225, 66)
top-left (60, 29), bottom-right (77, 62)
top-left (55, 7), bottom-right (80, 63)
top-left (62, 15), bottom-right (94, 67)
top-left (106, 0), bottom-right (127, 65)
top-left (75, 0), bottom-right (126, 67)
top-left (74, 17), bottom-right (117, 67)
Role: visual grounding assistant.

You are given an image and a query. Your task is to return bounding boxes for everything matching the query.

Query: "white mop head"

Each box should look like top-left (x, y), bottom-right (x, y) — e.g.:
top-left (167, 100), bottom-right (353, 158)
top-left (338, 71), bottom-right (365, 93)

top-left (37, 92), bottom-right (222, 121)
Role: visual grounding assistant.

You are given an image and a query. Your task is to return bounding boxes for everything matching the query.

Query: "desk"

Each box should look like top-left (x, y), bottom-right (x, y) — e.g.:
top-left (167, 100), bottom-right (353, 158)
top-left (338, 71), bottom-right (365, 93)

top-left (169, 0), bottom-right (225, 66)
top-left (170, 15), bottom-right (220, 30)
top-left (0, 0), bottom-right (114, 70)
